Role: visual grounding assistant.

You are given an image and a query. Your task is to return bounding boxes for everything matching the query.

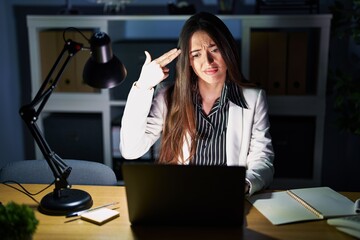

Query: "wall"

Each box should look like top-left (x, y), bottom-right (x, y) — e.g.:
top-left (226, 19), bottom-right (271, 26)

top-left (0, 0), bottom-right (24, 167)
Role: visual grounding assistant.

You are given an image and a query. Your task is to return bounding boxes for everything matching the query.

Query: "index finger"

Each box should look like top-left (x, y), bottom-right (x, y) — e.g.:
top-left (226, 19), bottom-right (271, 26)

top-left (155, 48), bottom-right (181, 67)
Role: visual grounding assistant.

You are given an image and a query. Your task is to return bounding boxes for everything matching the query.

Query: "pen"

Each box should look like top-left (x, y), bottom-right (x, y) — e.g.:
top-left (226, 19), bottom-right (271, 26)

top-left (66, 201), bottom-right (119, 218)
top-left (354, 199), bottom-right (360, 213)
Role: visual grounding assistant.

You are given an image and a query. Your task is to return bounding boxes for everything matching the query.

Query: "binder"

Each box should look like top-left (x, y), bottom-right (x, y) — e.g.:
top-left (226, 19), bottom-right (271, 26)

top-left (39, 30), bottom-right (96, 93)
top-left (267, 32), bottom-right (287, 95)
top-left (287, 31), bottom-right (308, 95)
top-left (250, 31), bottom-right (269, 89)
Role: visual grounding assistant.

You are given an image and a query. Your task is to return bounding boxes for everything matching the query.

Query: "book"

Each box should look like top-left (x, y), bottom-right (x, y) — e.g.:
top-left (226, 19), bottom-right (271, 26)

top-left (247, 187), bottom-right (356, 225)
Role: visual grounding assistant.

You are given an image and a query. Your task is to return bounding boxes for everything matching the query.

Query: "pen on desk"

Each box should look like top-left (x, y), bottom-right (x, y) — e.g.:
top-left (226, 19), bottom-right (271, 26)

top-left (354, 199), bottom-right (360, 213)
top-left (66, 201), bottom-right (119, 218)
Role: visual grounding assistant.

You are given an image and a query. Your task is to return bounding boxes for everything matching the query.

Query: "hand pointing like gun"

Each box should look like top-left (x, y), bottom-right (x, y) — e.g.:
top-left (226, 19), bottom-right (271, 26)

top-left (135, 48), bottom-right (181, 90)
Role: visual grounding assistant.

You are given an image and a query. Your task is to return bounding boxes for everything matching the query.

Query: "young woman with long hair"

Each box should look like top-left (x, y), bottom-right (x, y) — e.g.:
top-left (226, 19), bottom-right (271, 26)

top-left (120, 12), bottom-right (274, 195)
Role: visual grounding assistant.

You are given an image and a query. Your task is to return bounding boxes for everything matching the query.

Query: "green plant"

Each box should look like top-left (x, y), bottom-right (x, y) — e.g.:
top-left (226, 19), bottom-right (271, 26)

top-left (329, 0), bottom-right (360, 42)
top-left (329, 0), bottom-right (360, 135)
top-left (0, 201), bottom-right (39, 240)
top-left (331, 70), bottom-right (360, 135)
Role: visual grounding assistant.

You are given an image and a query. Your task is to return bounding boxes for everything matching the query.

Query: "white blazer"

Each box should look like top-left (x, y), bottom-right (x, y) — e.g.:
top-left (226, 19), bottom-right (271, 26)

top-left (120, 83), bottom-right (274, 195)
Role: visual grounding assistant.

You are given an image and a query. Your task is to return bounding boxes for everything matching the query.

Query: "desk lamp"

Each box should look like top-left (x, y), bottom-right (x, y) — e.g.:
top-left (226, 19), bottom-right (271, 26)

top-left (19, 28), bottom-right (127, 215)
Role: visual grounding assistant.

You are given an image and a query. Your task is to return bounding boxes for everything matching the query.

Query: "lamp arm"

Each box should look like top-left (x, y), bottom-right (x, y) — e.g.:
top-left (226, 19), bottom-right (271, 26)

top-left (20, 39), bottom-right (84, 194)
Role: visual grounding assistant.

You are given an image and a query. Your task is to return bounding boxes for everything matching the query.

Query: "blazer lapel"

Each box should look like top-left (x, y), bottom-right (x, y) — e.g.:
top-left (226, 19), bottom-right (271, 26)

top-left (226, 101), bottom-right (244, 166)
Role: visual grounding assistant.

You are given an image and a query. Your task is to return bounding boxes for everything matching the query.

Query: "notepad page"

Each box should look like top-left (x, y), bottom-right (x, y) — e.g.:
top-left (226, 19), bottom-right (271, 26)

top-left (248, 191), bottom-right (320, 225)
top-left (289, 187), bottom-right (355, 218)
top-left (80, 208), bottom-right (119, 225)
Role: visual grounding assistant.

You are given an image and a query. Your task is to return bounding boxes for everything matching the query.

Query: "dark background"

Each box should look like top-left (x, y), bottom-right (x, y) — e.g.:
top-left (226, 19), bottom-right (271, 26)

top-left (0, 0), bottom-right (359, 191)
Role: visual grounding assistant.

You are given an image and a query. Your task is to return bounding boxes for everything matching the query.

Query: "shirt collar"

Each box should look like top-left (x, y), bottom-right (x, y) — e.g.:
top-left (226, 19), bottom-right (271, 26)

top-left (227, 81), bottom-right (246, 108)
top-left (193, 81), bottom-right (245, 108)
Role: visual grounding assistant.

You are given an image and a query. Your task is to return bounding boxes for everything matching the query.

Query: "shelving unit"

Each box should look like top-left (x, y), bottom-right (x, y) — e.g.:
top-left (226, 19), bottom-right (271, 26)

top-left (27, 14), bottom-right (331, 188)
top-left (241, 15), bottom-right (331, 188)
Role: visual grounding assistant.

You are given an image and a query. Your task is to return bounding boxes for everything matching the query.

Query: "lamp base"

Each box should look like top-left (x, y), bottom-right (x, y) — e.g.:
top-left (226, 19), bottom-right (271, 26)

top-left (39, 188), bottom-right (93, 215)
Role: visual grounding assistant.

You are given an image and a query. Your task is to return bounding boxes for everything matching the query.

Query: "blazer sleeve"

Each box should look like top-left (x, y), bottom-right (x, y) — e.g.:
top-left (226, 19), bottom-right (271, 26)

top-left (245, 89), bottom-right (275, 195)
top-left (120, 83), bottom-right (167, 159)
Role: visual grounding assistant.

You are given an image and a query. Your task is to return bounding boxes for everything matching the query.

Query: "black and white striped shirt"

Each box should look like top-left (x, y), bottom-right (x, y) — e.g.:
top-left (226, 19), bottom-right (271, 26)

top-left (192, 82), bottom-right (247, 165)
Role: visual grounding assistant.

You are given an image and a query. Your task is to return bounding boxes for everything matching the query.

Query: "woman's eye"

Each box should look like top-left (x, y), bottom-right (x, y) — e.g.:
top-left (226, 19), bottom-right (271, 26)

top-left (211, 48), bottom-right (219, 53)
top-left (192, 53), bottom-right (200, 58)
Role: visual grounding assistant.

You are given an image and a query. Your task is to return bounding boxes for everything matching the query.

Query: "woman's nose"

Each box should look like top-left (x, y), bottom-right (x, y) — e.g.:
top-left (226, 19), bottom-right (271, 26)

top-left (205, 52), bottom-right (214, 64)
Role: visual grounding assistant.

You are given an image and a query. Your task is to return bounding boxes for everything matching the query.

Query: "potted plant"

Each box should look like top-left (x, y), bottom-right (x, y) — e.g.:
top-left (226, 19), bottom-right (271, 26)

top-left (329, 0), bottom-right (360, 135)
top-left (0, 201), bottom-right (39, 240)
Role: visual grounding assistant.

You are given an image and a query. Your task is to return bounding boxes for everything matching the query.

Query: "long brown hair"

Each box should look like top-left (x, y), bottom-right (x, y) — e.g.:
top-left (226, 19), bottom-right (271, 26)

top-left (158, 12), bottom-right (251, 164)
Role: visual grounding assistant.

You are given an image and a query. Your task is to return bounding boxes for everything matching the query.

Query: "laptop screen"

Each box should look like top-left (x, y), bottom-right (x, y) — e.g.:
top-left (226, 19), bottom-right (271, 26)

top-left (122, 163), bottom-right (245, 226)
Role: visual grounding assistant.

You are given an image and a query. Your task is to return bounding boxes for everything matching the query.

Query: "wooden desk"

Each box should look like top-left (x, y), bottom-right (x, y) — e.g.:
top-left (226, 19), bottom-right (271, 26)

top-left (0, 184), bottom-right (359, 240)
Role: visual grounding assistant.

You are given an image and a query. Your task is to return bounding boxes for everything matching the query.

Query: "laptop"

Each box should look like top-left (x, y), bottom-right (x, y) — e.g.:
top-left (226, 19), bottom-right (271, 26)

top-left (122, 163), bottom-right (245, 226)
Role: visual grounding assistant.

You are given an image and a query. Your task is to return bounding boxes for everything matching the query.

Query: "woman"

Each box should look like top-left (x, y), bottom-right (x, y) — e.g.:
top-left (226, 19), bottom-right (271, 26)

top-left (120, 12), bottom-right (274, 195)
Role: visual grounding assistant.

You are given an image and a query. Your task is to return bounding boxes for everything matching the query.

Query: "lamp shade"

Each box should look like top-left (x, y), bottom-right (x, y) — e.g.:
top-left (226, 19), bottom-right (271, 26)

top-left (83, 32), bottom-right (127, 89)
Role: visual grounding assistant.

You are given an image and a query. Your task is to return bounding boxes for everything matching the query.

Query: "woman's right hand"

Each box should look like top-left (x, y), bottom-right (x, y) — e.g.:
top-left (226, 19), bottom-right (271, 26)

top-left (136, 48), bottom-right (181, 90)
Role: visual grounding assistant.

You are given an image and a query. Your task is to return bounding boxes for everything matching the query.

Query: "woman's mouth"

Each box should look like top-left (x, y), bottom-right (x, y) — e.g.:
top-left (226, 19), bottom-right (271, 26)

top-left (204, 67), bottom-right (218, 75)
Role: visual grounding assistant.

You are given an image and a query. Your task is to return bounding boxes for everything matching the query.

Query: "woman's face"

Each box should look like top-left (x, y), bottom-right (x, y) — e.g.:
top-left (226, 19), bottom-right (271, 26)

top-left (189, 31), bottom-right (227, 87)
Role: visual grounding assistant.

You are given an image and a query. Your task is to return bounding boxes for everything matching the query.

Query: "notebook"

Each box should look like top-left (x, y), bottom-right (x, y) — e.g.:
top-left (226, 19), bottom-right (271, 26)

top-left (122, 163), bottom-right (245, 226)
top-left (248, 186), bottom-right (356, 225)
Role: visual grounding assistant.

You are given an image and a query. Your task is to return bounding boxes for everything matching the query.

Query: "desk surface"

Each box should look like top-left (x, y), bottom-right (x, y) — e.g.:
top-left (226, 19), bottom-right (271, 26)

top-left (0, 184), bottom-right (359, 240)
